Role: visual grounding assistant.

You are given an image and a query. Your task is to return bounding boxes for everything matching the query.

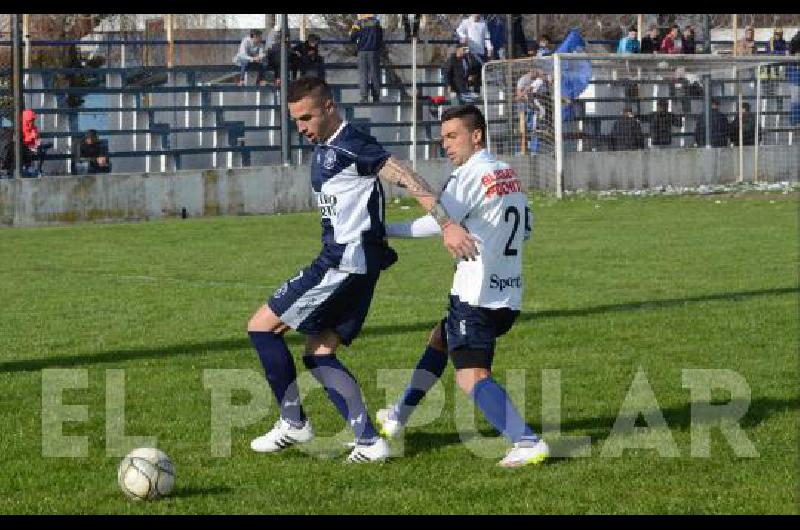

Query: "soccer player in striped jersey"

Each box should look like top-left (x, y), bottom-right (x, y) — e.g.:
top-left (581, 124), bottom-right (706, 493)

top-left (247, 77), bottom-right (477, 463)
top-left (376, 105), bottom-right (550, 467)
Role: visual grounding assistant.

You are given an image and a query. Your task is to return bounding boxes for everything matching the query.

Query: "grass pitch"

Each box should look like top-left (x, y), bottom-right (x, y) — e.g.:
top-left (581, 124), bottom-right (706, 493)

top-left (0, 192), bottom-right (796, 514)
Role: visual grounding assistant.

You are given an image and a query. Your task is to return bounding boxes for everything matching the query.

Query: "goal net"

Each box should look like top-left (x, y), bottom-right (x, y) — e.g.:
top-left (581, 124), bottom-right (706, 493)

top-left (483, 54), bottom-right (800, 196)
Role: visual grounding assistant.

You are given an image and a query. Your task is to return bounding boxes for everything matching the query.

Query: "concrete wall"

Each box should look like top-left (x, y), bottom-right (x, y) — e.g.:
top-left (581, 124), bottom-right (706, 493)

top-left (563, 145), bottom-right (799, 190)
top-left (0, 160), bottom-right (452, 227)
top-left (1, 149), bottom-right (796, 228)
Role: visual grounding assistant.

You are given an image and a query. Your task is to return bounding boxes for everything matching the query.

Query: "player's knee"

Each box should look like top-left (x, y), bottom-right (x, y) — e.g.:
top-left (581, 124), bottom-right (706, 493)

top-left (450, 349), bottom-right (493, 393)
top-left (247, 305), bottom-right (284, 333)
top-left (455, 367), bottom-right (491, 394)
top-left (427, 323), bottom-right (446, 352)
top-left (305, 329), bottom-right (340, 356)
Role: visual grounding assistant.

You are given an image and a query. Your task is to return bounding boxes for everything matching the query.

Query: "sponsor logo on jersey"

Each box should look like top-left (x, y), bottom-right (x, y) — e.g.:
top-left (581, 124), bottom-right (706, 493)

top-left (316, 192), bottom-right (338, 217)
top-left (489, 274), bottom-right (522, 291)
top-left (481, 167), bottom-right (523, 197)
top-left (323, 149), bottom-right (337, 170)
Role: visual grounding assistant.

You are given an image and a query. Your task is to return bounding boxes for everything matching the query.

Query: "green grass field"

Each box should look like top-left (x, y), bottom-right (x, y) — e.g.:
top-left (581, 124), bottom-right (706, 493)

top-left (0, 192), bottom-right (797, 514)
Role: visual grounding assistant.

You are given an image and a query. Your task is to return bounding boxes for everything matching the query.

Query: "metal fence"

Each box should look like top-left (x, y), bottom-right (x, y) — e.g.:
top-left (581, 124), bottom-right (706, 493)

top-left (484, 54), bottom-right (800, 196)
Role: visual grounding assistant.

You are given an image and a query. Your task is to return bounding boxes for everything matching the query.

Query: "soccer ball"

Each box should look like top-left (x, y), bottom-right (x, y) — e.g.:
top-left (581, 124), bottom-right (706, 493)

top-left (117, 447), bottom-right (176, 501)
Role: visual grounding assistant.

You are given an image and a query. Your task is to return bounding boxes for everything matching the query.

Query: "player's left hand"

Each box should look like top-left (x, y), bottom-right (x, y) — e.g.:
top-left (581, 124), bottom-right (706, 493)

top-left (442, 223), bottom-right (479, 261)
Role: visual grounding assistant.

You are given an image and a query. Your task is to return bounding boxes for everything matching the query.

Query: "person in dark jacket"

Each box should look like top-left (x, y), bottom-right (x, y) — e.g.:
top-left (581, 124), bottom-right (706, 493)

top-left (730, 102), bottom-right (756, 146)
top-left (682, 26), bottom-right (696, 54)
top-left (511, 15), bottom-right (528, 58)
top-left (694, 98), bottom-right (731, 147)
top-left (350, 14), bottom-right (384, 103)
top-left (291, 33), bottom-right (325, 81)
top-left (610, 106), bottom-right (645, 151)
top-left (445, 46), bottom-right (482, 103)
top-left (640, 25), bottom-right (661, 54)
top-left (646, 98), bottom-right (682, 148)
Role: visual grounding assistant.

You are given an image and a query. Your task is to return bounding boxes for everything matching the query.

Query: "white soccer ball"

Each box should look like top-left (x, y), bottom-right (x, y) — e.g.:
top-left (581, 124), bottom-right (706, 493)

top-left (117, 447), bottom-right (176, 501)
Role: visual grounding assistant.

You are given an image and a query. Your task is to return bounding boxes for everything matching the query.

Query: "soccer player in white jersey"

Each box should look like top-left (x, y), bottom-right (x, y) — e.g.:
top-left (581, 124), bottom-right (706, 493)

top-left (246, 77), bottom-right (478, 463)
top-left (376, 105), bottom-right (550, 467)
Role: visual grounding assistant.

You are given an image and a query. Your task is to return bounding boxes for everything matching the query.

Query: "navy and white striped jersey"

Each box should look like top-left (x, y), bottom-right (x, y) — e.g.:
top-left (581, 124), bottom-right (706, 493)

top-left (312, 120), bottom-right (391, 274)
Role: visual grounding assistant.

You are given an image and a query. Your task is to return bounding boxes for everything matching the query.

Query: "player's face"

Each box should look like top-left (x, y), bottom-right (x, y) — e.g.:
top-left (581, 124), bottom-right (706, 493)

top-left (441, 117), bottom-right (483, 167)
top-left (289, 95), bottom-right (337, 144)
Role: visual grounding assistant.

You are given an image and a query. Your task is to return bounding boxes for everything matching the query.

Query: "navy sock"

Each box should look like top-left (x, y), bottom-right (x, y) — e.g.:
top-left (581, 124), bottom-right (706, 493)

top-left (394, 345), bottom-right (448, 424)
top-left (303, 354), bottom-right (379, 445)
top-left (470, 377), bottom-right (539, 444)
top-left (248, 331), bottom-right (307, 427)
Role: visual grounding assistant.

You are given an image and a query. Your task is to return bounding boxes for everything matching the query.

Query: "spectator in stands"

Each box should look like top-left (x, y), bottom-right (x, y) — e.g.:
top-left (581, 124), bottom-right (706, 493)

top-left (21, 109), bottom-right (51, 175)
top-left (640, 25), bottom-right (660, 54)
top-left (617, 26), bottom-right (640, 54)
top-left (350, 14), bottom-right (384, 103)
top-left (735, 25), bottom-right (756, 55)
top-left (445, 46), bottom-right (482, 104)
top-left (266, 28), bottom-right (285, 86)
top-left (767, 27), bottom-right (788, 56)
top-left (1, 127), bottom-right (14, 177)
top-left (537, 34), bottom-right (553, 57)
top-left (456, 14), bottom-right (493, 63)
top-left (234, 29), bottom-right (268, 87)
top-left (791, 29), bottom-right (800, 55)
top-left (515, 67), bottom-right (550, 152)
top-left (77, 129), bottom-right (110, 174)
top-left (681, 26), bottom-right (696, 54)
top-left (402, 15), bottom-right (421, 41)
top-left (610, 106), bottom-right (645, 151)
top-left (645, 99), bottom-right (682, 148)
top-left (485, 14), bottom-right (507, 60)
top-left (730, 102), bottom-right (756, 146)
top-left (291, 33), bottom-right (325, 81)
top-left (660, 25), bottom-right (680, 54)
top-left (694, 98), bottom-right (731, 147)
top-left (510, 15), bottom-right (529, 59)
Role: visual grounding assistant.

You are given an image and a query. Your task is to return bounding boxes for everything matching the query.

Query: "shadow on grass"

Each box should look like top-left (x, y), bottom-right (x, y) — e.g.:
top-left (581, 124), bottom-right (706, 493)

top-left (554, 395), bottom-right (800, 441)
top-left (1, 286), bottom-right (795, 374)
top-left (169, 485), bottom-right (234, 499)
top-left (399, 396), bottom-right (798, 459)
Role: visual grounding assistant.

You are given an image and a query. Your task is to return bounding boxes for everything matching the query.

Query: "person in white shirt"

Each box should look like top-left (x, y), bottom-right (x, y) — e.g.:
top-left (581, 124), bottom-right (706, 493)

top-left (456, 14), bottom-right (493, 63)
top-left (376, 104), bottom-right (550, 467)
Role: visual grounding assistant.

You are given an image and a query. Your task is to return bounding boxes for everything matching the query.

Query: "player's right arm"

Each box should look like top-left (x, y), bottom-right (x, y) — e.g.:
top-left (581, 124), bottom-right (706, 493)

top-left (386, 214), bottom-right (441, 238)
top-left (377, 156), bottom-right (478, 259)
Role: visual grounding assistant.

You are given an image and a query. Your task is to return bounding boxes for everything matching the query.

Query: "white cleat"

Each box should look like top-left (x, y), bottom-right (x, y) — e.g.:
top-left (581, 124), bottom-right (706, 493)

top-left (375, 407), bottom-right (404, 439)
top-left (346, 437), bottom-right (391, 463)
top-left (250, 418), bottom-right (314, 453)
top-left (498, 440), bottom-right (550, 468)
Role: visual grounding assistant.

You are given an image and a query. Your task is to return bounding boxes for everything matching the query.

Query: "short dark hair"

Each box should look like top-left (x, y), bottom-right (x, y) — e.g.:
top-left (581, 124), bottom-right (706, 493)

top-left (250, 29), bottom-right (262, 38)
top-left (540, 34), bottom-right (552, 43)
top-left (742, 102), bottom-right (751, 111)
top-left (441, 104), bottom-right (487, 143)
top-left (287, 76), bottom-right (333, 104)
top-left (628, 26), bottom-right (638, 33)
top-left (85, 129), bottom-right (98, 140)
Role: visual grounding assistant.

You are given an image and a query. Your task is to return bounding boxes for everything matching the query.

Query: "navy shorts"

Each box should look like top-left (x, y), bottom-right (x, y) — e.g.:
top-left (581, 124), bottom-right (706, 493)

top-left (441, 294), bottom-right (519, 355)
top-left (267, 254), bottom-right (380, 347)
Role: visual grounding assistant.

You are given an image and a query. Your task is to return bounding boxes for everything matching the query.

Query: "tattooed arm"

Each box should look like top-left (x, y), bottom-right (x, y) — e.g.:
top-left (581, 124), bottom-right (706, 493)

top-left (377, 156), bottom-right (478, 259)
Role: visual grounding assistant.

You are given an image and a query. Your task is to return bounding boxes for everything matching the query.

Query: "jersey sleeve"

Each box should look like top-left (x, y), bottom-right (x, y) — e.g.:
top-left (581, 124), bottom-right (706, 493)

top-left (355, 137), bottom-right (391, 177)
top-left (437, 167), bottom-right (485, 224)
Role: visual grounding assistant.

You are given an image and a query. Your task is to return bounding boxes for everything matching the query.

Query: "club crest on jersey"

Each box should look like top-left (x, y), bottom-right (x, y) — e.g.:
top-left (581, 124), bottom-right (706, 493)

top-left (323, 149), bottom-right (337, 170)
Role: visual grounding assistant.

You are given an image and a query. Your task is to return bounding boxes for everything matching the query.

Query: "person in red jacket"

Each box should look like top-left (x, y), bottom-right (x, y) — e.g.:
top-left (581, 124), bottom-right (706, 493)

top-left (21, 109), bottom-right (51, 175)
top-left (660, 25), bottom-right (680, 54)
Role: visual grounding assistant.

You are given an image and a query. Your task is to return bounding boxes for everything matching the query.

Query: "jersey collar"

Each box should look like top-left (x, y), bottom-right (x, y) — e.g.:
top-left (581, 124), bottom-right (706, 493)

top-left (324, 119), bottom-right (348, 146)
top-left (453, 148), bottom-right (490, 175)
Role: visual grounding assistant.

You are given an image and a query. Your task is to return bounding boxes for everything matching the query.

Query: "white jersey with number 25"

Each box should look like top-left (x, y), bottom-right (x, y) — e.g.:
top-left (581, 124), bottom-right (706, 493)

top-left (439, 148), bottom-right (532, 310)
